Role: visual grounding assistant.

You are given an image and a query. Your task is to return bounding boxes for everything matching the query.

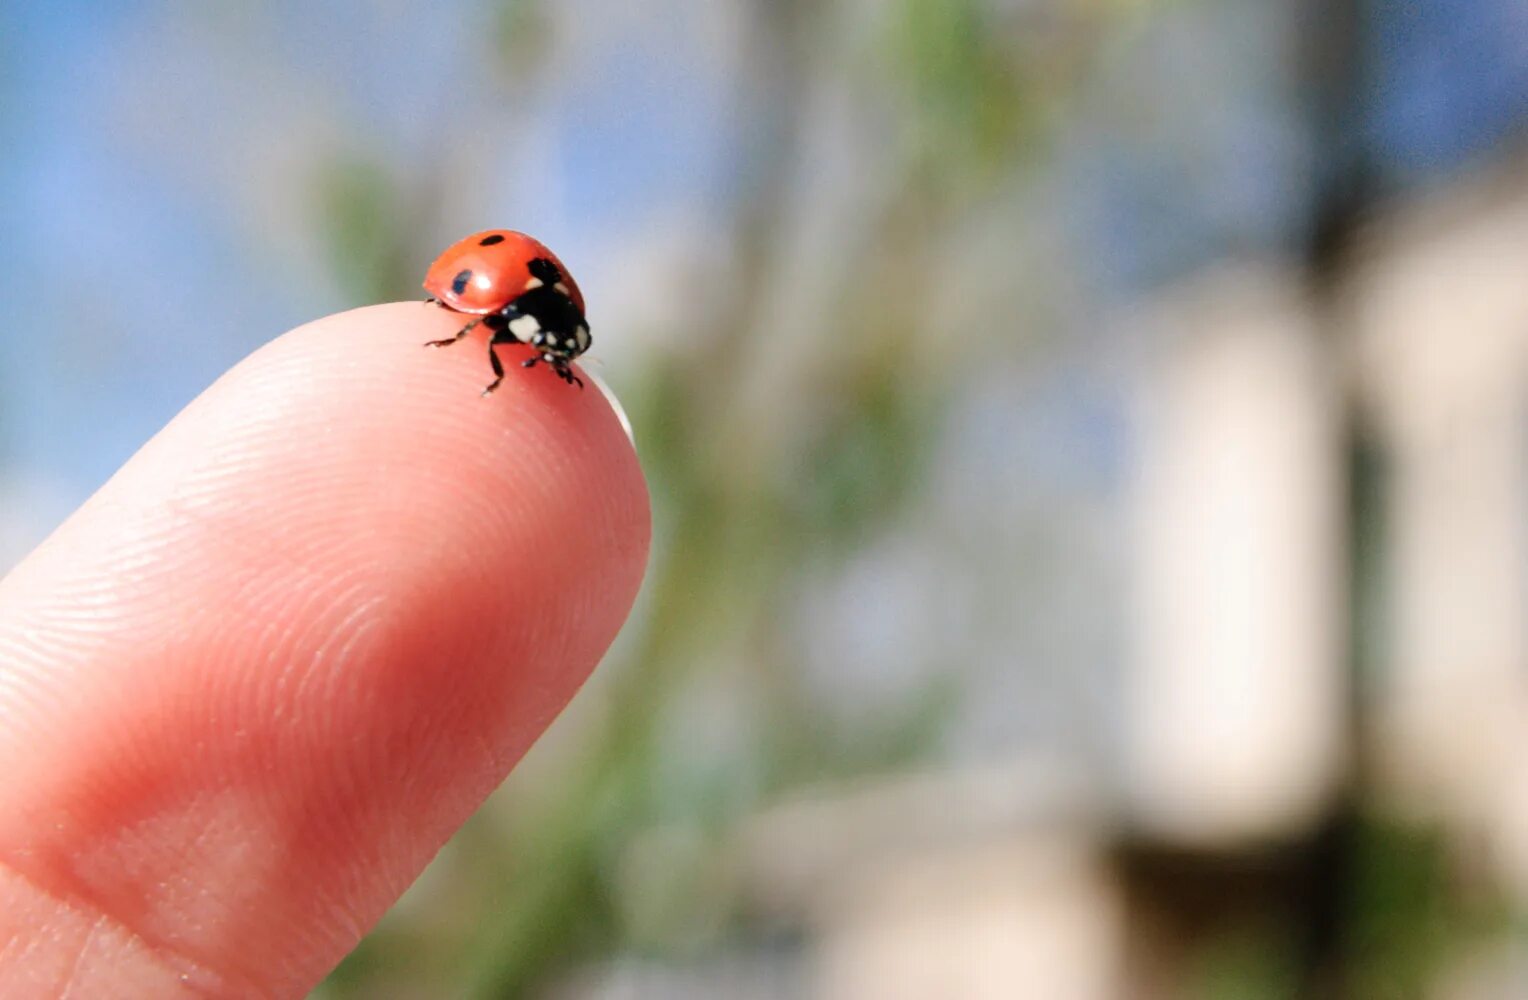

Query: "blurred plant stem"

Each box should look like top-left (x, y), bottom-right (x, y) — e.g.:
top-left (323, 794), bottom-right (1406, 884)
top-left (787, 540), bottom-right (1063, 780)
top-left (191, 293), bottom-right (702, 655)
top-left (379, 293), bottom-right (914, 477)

top-left (313, 154), bottom-right (419, 305)
top-left (461, 6), bottom-right (1046, 997)
top-left (461, 3), bottom-right (826, 989)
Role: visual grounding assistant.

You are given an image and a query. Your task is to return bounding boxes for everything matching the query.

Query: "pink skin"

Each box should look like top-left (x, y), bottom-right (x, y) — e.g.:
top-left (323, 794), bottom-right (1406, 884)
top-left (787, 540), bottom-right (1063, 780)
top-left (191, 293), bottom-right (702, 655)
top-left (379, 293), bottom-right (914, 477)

top-left (0, 304), bottom-right (650, 997)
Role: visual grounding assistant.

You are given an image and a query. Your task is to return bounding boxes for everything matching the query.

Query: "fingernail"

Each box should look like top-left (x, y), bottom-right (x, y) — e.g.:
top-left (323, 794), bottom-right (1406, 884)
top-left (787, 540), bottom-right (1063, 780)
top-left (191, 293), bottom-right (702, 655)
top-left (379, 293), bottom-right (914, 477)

top-left (586, 369), bottom-right (635, 445)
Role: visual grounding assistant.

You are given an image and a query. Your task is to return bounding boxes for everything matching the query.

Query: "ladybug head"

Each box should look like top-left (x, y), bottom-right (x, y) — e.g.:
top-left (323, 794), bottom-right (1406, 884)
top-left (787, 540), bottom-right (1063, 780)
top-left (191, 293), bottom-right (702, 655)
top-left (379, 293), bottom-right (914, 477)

top-left (528, 258), bottom-right (562, 286)
top-left (512, 258), bottom-right (592, 361)
top-left (529, 316), bottom-right (592, 361)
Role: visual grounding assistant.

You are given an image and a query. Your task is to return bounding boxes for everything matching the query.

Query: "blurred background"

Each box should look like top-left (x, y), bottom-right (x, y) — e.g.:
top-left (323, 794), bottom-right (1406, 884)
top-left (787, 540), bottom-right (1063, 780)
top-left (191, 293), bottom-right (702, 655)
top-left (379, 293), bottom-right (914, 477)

top-left (4, 0), bottom-right (1528, 997)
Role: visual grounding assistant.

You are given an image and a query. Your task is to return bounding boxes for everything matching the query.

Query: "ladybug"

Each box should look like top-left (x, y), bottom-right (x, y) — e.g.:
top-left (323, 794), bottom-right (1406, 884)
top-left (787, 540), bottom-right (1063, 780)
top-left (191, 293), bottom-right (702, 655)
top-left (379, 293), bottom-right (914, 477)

top-left (423, 229), bottom-right (591, 393)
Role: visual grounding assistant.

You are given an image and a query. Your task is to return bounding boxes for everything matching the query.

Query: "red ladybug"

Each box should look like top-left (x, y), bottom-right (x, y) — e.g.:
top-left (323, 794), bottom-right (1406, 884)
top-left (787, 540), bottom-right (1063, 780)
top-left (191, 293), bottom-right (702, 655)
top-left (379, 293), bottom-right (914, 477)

top-left (423, 229), bottom-right (591, 393)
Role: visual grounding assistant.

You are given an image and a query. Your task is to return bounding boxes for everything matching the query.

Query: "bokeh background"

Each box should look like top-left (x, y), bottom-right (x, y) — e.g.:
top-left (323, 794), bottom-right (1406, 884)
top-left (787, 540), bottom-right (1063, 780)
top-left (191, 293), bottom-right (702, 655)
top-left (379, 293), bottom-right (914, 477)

top-left (5, 1), bottom-right (1528, 997)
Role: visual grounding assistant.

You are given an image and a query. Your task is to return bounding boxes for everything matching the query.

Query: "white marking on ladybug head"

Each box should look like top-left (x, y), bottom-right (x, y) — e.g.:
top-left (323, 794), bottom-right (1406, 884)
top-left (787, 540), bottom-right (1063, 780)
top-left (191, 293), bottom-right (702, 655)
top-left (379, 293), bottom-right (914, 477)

top-left (523, 277), bottom-right (544, 291)
top-left (554, 282), bottom-right (570, 296)
top-left (507, 314), bottom-right (541, 341)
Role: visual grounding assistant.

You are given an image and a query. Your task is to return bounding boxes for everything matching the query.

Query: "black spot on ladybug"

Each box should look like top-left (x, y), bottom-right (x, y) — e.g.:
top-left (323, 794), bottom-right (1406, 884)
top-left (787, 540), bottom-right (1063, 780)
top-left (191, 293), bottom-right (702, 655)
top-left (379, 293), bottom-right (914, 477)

top-left (528, 258), bottom-right (562, 284)
top-left (478, 234), bottom-right (505, 246)
top-left (451, 269), bottom-right (473, 295)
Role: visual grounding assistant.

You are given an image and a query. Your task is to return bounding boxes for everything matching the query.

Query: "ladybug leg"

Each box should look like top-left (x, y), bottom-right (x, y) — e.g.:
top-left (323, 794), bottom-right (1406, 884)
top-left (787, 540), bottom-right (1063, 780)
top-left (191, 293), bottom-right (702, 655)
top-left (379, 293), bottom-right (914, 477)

top-left (481, 343), bottom-right (507, 396)
top-left (425, 315), bottom-right (481, 348)
top-left (521, 352), bottom-right (583, 389)
top-left (480, 318), bottom-right (520, 395)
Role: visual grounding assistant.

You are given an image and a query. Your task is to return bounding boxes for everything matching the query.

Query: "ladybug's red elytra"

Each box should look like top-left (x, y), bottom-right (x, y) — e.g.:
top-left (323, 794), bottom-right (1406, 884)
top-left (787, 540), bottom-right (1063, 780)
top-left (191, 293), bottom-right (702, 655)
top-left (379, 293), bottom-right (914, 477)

top-left (423, 229), bottom-right (591, 393)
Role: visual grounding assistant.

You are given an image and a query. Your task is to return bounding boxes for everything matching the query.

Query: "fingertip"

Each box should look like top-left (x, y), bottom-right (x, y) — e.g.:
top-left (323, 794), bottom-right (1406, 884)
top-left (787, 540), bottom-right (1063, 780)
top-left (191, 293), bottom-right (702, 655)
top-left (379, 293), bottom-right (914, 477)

top-left (0, 301), bottom-right (650, 994)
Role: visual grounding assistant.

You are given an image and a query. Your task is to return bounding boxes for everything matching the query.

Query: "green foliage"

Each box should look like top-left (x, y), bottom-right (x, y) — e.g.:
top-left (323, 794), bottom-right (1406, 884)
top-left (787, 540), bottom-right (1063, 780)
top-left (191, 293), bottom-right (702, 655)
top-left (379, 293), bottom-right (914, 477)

top-left (1185, 922), bottom-right (1300, 1000)
top-left (884, 0), bottom-right (1028, 178)
top-left (791, 365), bottom-right (940, 551)
top-left (490, 0), bottom-right (553, 85)
top-left (1347, 816), bottom-right (1509, 999)
top-left (311, 153), bottom-right (415, 304)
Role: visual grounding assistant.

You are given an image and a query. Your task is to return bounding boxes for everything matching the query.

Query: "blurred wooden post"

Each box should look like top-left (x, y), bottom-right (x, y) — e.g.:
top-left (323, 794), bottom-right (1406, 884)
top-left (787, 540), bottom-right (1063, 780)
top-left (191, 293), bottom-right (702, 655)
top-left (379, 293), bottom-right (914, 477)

top-left (738, 766), bottom-right (1123, 1000)
top-left (1352, 167), bottom-right (1528, 893)
top-left (815, 838), bottom-right (1120, 1000)
top-left (1125, 266), bottom-right (1346, 845)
